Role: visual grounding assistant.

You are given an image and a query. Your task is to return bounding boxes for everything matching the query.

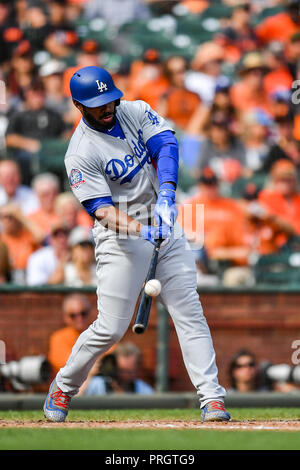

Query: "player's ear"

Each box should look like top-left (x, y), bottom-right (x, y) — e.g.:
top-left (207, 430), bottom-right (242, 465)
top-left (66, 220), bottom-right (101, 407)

top-left (73, 100), bottom-right (83, 112)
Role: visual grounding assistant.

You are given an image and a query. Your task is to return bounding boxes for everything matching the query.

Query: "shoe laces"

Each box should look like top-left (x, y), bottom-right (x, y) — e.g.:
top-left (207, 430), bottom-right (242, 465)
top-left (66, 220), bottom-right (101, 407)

top-left (50, 389), bottom-right (71, 410)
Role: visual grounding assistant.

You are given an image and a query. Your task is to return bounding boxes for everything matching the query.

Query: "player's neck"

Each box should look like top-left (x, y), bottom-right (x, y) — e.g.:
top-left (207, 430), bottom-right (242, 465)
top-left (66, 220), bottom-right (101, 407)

top-left (82, 115), bottom-right (117, 133)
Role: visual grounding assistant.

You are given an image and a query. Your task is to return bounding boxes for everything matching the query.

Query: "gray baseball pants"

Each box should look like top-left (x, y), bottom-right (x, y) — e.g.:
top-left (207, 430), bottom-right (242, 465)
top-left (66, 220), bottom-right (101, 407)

top-left (56, 224), bottom-right (226, 407)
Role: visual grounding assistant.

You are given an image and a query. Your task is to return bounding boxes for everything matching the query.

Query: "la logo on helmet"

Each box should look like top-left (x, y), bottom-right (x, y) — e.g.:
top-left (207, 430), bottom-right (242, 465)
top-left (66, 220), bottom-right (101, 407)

top-left (96, 80), bottom-right (108, 93)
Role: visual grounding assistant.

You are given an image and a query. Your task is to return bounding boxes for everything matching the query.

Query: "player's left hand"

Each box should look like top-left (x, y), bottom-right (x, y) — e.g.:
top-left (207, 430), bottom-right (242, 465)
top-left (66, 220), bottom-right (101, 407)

top-left (154, 183), bottom-right (178, 228)
top-left (140, 223), bottom-right (171, 245)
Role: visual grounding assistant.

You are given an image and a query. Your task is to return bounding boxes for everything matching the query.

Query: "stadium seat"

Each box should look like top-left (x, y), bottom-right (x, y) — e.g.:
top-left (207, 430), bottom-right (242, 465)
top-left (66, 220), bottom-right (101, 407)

top-left (230, 173), bottom-right (268, 199)
top-left (32, 139), bottom-right (70, 188)
top-left (254, 252), bottom-right (300, 285)
top-left (251, 6), bottom-right (285, 27)
top-left (200, 4), bottom-right (232, 20)
top-left (74, 18), bottom-right (116, 53)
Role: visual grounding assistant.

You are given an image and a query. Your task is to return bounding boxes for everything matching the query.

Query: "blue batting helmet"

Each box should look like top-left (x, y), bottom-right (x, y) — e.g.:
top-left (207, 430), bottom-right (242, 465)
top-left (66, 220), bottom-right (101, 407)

top-left (70, 66), bottom-right (123, 108)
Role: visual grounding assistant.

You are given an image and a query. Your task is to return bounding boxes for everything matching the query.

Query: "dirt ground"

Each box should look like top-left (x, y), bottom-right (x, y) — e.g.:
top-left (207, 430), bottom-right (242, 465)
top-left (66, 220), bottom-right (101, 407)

top-left (1, 419), bottom-right (300, 431)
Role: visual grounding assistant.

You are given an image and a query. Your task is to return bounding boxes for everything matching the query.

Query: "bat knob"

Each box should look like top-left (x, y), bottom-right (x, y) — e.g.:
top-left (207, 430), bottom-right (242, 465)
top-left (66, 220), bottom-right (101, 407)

top-left (132, 323), bottom-right (145, 334)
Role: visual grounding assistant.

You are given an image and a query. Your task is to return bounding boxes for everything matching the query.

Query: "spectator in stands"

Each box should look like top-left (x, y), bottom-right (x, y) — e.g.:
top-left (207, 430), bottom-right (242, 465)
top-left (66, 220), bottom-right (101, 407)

top-left (255, 0), bottom-right (300, 45)
top-left (135, 49), bottom-right (169, 110)
top-left (26, 221), bottom-right (70, 286)
top-left (197, 112), bottom-right (246, 182)
top-left (263, 41), bottom-right (294, 96)
top-left (178, 167), bottom-right (294, 287)
top-left (228, 348), bottom-right (300, 392)
top-left (241, 110), bottom-right (272, 172)
top-left (0, 0), bottom-right (23, 65)
top-left (270, 89), bottom-right (293, 124)
top-left (54, 192), bottom-right (93, 231)
top-left (44, 0), bottom-right (79, 59)
top-left (63, 226), bottom-right (96, 287)
top-left (259, 159), bottom-right (300, 236)
top-left (64, 0), bottom-right (83, 23)
top-left (286, 32), bottom-right (300, 80)
top-left (28, 173), bottom-right (61, 241)
top-left (230, 52), bottom-right (272, 115)
top-left (48, 0), bottom-right (73, 30)
top-left (8, 40), bottom-right (36, 105)
top-left (126, 48), bottom-right (161, 100)
top-left (234, 181), bottom-right (295, 259)
top-left (5, 79), bottom-right (66, 184)
top-left (0, 203), bottom-right (41, 284)
top-left (186, 77), bottom-right (238, 137)
top-left (228, 350), bottom-right (266, 392)
top-left (156, 56), bottom-right (202, 131)
top-left (39, 59), bottom-right (72, 122)
top-left (83, 0), bottom-right (150, 28)
top-left (0, 159), bottom-right (39, 215)
top-left (177, 168), bottom-right (248, 267)
top-left (185, 41), bottom-right (225, 105)
top-left (22, 1), bottom-right (53, 52)
top-left (0, 237), bottom-right (10, 283)
top-left (261, 111), bottom-right (300, 173)
top-left (81, 342), bottom-right (154, 395)
top-left (48, 293), bottom-right (94, 375)
top-left (14, 0), bottom-right (28, 29)
top-left (218, 2), bottom-right (258, 63)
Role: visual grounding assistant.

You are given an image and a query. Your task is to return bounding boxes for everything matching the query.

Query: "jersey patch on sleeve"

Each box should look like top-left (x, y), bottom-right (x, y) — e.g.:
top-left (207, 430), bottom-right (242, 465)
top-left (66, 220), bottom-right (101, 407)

top-left (69, 168), bottom-right (86, 189)
top-left (145, 109), bottom-right (160, 126)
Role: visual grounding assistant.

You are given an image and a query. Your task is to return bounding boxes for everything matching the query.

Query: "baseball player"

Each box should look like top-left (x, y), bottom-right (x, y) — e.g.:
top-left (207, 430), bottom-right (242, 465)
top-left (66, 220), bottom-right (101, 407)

top-left (44, 66), bottom-right (230, 423)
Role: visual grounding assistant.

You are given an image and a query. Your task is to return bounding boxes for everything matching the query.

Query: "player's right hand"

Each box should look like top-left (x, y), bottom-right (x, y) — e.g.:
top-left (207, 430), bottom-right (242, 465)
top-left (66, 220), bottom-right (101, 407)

top-left (140, 224), bottom-right (171, 245)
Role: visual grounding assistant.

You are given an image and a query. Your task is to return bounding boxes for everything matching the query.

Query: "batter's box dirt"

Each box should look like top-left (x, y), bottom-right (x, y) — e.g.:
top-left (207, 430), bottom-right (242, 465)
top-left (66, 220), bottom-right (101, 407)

top-left (1, 420), bottom-right (300, 431)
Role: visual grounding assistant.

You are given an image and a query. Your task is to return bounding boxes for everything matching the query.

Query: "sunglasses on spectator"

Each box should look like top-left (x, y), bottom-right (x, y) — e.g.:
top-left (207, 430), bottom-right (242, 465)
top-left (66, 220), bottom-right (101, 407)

top-left (52, 229), bottom-right (69, 237)
top-left (168, 67), bottom-right (186, 75)
top-left (0, 213), bottom-right (16, 220)
top-left (234, 361), bottom-right (256, 369)
top-left (67, 310), bottom-right (89, 319)
top-left (77, 241), bottom-right (93, 247)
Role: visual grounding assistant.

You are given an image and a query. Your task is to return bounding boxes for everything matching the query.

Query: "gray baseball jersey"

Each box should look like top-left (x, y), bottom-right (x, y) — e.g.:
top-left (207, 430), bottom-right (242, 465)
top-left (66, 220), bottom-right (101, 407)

top-left (65, 100), bottom-right (173, 225)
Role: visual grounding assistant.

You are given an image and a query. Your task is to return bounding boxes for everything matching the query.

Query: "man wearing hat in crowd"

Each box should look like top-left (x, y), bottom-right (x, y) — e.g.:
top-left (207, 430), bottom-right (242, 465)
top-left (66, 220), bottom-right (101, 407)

top-left (185, 41), bottom-right (226, 105)
top-left (230, 51), bottom-right (272, 115)
top-left (40, 59), bottom-right (69, 116)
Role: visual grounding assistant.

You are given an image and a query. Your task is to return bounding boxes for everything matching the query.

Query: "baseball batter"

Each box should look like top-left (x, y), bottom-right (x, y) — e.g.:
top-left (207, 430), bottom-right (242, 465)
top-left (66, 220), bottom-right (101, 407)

top-left (44, 66), bottom-right (230, 423)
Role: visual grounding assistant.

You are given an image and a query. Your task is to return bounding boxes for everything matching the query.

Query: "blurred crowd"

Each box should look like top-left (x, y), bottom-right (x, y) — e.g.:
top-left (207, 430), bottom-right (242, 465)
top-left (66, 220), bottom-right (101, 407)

top-left (0, 0), bottom-right (299, 287)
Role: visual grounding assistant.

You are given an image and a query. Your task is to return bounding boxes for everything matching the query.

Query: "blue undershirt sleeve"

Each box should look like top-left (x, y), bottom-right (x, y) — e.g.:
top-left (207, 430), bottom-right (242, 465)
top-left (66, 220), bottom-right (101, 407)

top-left (82, 196), bottom-right (114, 217)
top-left (146, 130), bottom-right (179, 187)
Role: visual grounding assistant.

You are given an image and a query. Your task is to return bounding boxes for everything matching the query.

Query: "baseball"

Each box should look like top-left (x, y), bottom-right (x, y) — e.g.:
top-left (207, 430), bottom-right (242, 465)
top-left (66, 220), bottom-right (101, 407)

top-left (144, 279), bottom-right (161, 297)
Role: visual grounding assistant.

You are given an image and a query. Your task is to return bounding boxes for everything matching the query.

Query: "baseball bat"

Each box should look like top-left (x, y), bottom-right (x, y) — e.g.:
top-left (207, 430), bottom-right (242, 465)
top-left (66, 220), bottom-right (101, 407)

top-left (132, 239), bottom-right (163, 334)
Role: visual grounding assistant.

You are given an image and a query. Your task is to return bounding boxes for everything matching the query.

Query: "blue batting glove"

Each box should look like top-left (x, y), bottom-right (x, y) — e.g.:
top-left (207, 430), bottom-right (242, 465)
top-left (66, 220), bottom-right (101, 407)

top-left (140, 224), bottom-right (171, 245)
top-left (154, 183), bottom-right (178, 228)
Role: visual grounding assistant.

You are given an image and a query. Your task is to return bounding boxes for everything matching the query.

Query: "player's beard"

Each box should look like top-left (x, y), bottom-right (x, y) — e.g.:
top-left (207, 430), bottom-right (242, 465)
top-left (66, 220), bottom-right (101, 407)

top-left (82, 106), bottom-right (117, 131)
